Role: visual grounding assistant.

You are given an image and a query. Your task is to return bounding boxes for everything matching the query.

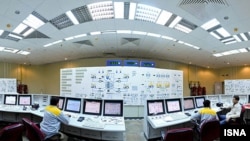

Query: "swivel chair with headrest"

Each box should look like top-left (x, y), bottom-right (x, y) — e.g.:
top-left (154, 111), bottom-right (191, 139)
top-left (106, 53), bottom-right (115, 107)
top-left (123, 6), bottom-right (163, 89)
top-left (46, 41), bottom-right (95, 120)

top-left (0, 123), bottom-right (24, 141)
top-left (228, 104), bottom-right (246, 125)
top-left (161, 127), bottom-right (193, 141)
top-left (22, 118), bottom-right (61, 141)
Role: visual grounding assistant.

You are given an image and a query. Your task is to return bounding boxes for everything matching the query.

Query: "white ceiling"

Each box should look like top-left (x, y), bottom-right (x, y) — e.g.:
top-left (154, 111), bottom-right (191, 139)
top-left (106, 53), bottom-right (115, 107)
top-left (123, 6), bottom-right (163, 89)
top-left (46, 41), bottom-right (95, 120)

top-left (1, 0), bottom-right (250, 68)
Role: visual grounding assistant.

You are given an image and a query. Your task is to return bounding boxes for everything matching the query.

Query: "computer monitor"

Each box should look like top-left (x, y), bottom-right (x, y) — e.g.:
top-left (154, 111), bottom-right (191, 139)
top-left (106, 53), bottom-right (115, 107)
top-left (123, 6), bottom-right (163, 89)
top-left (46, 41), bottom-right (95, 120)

top-left (183, 97), bottom-right (195, 111)
top-left (165, 98), bottom-right (182, 113)
top-left (4, 94), bottom-right (17, 105)
top-left (83, 99), bottom-right (102, 116)
top-left (51, 96), bottom-right (65, 110)
top-left (64, 97), bottom-right (81, 113)
top-left (147, 99), bottom-right (165, 116)
top-left (18, 95), bottom-right (32, 106)
top-left (103, 100), bottom-right (123, 117)
top-left (195, 96), bottom-right (205, 108)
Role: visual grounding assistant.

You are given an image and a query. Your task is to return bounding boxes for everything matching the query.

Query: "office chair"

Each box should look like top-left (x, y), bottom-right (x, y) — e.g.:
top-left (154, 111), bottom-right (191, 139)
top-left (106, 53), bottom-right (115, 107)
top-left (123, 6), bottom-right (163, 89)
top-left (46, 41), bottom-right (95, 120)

top-left (161, 127), bottom-right (193, 141)
top-left (22, 118), bottom-right (61, 141)
top-left (228, 104), bottom-right (246, 125)
top-left (0, 123), bottom-right (24, 141)
top-left (198, 120), bottom-right (220, 141)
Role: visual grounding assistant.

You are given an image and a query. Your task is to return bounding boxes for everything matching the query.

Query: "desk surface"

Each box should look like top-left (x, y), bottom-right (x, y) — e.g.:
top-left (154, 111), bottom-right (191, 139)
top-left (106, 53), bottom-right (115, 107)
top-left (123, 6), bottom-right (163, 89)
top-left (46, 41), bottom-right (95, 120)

top-left (0, 105), bottom-right (125, 132)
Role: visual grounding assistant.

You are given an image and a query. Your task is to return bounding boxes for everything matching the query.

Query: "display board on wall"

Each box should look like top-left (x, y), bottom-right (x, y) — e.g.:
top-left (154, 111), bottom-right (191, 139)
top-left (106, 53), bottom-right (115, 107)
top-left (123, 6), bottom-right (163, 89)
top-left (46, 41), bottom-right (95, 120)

top-left (60, 67), bottom-right (183, 105)
top-left (0, 78), bottom-right (17, 94)
top-left (224, 79), bottom-right (250, 95)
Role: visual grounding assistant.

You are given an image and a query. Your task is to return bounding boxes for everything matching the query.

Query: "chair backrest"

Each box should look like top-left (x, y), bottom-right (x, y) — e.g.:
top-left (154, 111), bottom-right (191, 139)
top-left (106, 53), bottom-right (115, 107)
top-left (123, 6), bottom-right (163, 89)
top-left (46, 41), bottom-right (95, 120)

top-left (22, 118), bottom-right (45, 141)
top-left (0, 123), bottom-right (24, 141)
top-left (200, 120), bottom-right (220, 141)
top-left (229, 104), bottom-right (246, 125)
top-left (162, 127), bottom-right (193, 141)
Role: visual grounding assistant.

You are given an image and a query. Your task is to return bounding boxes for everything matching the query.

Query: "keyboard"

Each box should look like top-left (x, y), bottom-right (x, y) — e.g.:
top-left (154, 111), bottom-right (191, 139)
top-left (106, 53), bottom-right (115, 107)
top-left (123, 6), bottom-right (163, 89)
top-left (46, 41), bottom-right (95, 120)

top-left (82, 118), bottom-right (105, 129)
top-left (168, 113), bottom-right (188, 121)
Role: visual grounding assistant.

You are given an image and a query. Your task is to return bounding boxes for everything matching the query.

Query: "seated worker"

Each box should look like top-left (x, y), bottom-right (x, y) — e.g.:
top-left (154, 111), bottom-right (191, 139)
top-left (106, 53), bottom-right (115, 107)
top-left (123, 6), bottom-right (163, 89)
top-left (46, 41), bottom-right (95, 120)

top-left (40, 97), bottom-right (70, 140)
top-left (191, 100), bottom-right (218, 131)
top-left (218, 95), bottom-right (242, 125)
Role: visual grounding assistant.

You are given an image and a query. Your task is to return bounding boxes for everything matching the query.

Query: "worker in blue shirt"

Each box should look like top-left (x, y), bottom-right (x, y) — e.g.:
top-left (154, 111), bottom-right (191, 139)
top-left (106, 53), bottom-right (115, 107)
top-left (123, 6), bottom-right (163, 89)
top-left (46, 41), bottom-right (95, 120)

top-left (40, 97), bottom-right (70, 140)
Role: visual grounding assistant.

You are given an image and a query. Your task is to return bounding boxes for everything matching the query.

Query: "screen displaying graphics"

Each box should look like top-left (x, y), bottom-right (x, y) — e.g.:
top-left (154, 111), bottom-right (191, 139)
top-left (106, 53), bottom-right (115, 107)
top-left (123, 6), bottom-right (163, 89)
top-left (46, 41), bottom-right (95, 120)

top-left (147, 100), bottom-right (165, 116)
top-left (4, 94), bottom-right (17, 105)
top-left (65, 97), bottom-right (81, 113)
top-left (165, 98), bottom-right (182, 113)
top-left (18, 95), bottom-right (32, 106)
top-left (103, 100), bottom-right (123, 116)
top-left (183, 97), bottom-right (195, 110)
top-left (83, 99), bottom-right (102, 115)
top-left (51, 96), bottom-right (65, 110)
top-left (195, 96), bottom-right (205, 108)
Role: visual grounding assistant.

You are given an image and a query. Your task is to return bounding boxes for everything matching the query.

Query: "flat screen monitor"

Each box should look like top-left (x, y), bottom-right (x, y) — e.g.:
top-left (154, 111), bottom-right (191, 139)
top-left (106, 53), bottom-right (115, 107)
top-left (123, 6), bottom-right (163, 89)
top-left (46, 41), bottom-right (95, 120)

top-left (64, 97), bottom-right (81, 113)
top-left (103, 100), bottom-right (123, 117)
top-left (183, 97), bottom-right (195, 111)
top-left (18, 95), bottom-right (32, 106)
top-left (195, 96), bottom-right (205, 108)
top-left (147, 100), bottom-right (165, 116)
top-left (165, 98), bottom-right (182, 113)
top-left (4, 94), bottom-right (17, 105)
top-left (83, 99), bottom-right (102, 116)
top-left (51, 96), bottom-right (65, 110)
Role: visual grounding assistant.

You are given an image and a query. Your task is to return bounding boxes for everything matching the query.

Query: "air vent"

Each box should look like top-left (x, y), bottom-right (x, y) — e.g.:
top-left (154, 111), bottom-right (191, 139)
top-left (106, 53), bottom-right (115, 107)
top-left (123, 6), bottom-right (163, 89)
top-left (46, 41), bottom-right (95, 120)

top-left (25, 31), bottom-right (50, 39)
top-left (121, 38), bottom-right (140, 46)
top-left (103, 52), bottom-right (116, 57)
top-left (179, 0), bottom-right (228, 5)
top-left (74, 40), bottom-right (93, 46)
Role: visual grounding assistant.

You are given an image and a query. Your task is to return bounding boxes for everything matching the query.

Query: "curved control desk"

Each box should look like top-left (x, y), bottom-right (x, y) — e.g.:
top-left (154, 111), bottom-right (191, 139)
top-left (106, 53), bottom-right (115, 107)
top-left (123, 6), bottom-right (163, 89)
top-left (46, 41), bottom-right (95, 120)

top-left (0, 105), bottom-right (125, 141)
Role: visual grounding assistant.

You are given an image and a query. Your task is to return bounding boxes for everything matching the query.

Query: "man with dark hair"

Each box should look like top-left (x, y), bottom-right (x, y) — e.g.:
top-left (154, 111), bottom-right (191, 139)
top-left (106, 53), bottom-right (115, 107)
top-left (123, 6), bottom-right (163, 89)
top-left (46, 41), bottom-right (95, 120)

top-left (191, 100), bottom-right (218, 129)
top-left (40, 96), bottom-right (70, 140)
top-left (219, 95), bottom-right (242, 125)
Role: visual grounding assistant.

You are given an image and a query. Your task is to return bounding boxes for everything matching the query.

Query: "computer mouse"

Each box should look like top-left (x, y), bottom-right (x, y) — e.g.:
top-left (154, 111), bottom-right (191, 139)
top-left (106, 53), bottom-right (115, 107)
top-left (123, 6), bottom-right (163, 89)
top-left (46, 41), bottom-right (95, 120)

top-left (194, 110), bottom-right (198, 113)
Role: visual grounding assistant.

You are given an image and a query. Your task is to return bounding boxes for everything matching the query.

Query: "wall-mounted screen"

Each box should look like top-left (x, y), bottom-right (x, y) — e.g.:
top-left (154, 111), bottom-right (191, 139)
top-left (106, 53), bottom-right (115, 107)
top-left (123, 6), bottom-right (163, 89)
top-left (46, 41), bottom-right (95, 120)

top-left (4, 94), bottom-right (17, 105)
top-left (165, 98), bottom-right (182, 113)
top-left (103, 100), bottom-right (123, 116)
top-left (183, 97), bottom-right (195, 111)
top-left (18, 95), bottom-right (32, 106)
top-left (147, 100), bottom-right (165, 116)
top-left (83, 99), bottom-right (102, 116)
top-left (65, 97), bottom-right (81, 113)
top-left (195, 96), bottom-right (205, 108)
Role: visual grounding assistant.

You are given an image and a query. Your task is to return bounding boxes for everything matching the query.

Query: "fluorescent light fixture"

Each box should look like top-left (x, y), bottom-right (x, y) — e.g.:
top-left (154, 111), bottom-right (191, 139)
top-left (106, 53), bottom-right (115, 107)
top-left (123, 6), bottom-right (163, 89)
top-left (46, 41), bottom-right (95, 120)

top-left (184, 43), bottom-right (192, 47)
top-left (114, 2), bottom-right (124, 19)
top-left (222, 50), bottom-right (239, 55)
top-left (23, 28), bottom-right (35, 36)
top-left (74, 34), bottom-right (87, 38)
top-left (210, 32), bottom-right (221, 39)
top-left (224, 40), bottom-right (237, 45)
top-left (0, 30), bottom-right (3, 35)
top-left (135, 4), bottom-right (161, 22)
top-left (53, 40), bottom-right (63, 44)
top-left (192, 46), bottom-right (200, 50)
top-left (240, 33), bottom-right (248, 41)
top-left (213, 53), bottom-right (223, 57)
top-left (239, 48), bottom-right (248, 53)
top-left (221, 37), bottom-right (235, 43)
top-left (177, 40), bottom-right (184, 44)
top-left (23, 14), bottom-right (45, 29)
top-left (0, 46), bottom-right (5, 51)
top-left (90, 31), bottom-right (101, 35)
top-left (156, 10), bottom-right (172, 25)
top-left (129, 3), bottom-right (136, 20)
top-left (3, 48), bottom-right (19, 53)
top-left (13, 23), bottom-right (27, 34)
top-left (44, 43), bottom-right (53, 47)
top-left (233, 35), bottom-right (241, 42)
top-left (147, 33), bottom-right (161, 37)
top-left (201, 18), bottom-right (220, 30)
top-left (161, 35), bottom-right (176, 41)
top-left (87, 1), bottom-right (114, 20)
top-left (8, 34), bottom-right (23, 40)
top-left (102, 30), bottom-right (116, 34)
top-left (169, 16), bottom-right (182, 28)
top-left (65, 37), bottom-right (74, 41)
top-left (17, 51), bottom-right (30, 55)
top-left (216, 28), bottom-right (230, 37)
top-left (132, 31), bottom-right (147, 35)
top-left (117, 30), bottom-right (131, 34)
top-left (66, 11), bottom-right (79, 25)
top-left (174, 24), bottom-right (192, 33)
